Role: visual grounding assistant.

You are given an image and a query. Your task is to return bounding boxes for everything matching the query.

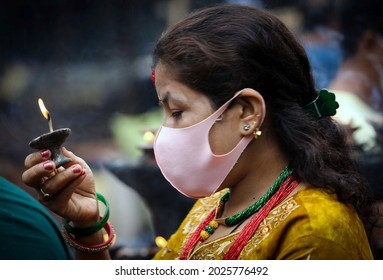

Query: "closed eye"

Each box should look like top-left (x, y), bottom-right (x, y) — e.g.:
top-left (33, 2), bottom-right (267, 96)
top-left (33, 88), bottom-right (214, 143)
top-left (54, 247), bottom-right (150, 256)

top-left (171, 111), bottom-right (183, 119)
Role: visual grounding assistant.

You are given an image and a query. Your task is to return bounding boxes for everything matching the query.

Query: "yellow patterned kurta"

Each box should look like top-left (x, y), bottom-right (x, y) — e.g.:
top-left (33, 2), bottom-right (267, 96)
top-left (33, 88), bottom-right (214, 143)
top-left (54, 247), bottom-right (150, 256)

top-left (153, 187), bottom-right (373, 260)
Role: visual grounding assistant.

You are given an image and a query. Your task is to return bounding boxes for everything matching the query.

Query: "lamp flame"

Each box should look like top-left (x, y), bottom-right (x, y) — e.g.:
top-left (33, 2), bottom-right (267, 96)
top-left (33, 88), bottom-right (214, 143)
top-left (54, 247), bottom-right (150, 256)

top-left (155, 236), bottom-right (167, 249)
top-left (38, 98), bottom-right (50, 120)
top-left (143, 130), bottom-right (155, 144)
top-left (38, 98), bottom-right (53, 132)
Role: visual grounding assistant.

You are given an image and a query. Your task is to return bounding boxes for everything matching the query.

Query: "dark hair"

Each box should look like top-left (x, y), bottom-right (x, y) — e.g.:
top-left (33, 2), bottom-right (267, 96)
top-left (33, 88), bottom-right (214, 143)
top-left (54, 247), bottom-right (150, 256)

top-left (339, 0), bottom-right (383, 59)
top-left (153, 4), bottom-right (375, 236)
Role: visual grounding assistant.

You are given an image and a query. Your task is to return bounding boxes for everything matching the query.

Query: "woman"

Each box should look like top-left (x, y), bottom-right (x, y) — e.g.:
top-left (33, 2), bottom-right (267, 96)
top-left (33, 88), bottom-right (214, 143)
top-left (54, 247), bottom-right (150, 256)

top-left (22, 5), bottom-right (375, 260)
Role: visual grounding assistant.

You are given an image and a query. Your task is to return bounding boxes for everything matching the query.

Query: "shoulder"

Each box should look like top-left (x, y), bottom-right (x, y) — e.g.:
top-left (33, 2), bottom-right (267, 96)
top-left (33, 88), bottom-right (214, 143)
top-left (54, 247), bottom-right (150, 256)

top-left (291, 186), bottom-right (365, 236)
top-left (294, 186), bottom-right (354, 215)
top-left (0, 177), bottom-right (73, 260)
top-left (275, 187), bottom-right (372, 259)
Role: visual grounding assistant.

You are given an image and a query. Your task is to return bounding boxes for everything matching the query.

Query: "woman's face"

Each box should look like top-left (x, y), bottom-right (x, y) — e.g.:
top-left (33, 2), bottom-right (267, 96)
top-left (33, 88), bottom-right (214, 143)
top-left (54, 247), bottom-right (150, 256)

top-left (154, 63), bottom-right (242, 155)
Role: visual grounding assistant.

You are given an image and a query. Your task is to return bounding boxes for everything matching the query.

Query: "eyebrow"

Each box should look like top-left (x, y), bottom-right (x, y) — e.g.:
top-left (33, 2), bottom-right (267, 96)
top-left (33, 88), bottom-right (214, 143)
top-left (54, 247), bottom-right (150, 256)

top-left (158, 91), bottom-right (170, 105)
top-left (158, 91), bottom-right (185, 106)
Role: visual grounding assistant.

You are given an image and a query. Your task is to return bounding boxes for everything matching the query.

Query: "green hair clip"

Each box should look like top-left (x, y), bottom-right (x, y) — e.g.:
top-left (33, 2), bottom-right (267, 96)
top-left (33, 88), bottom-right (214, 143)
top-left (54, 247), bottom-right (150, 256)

top-left (303, 88), bottom-right (339, 119)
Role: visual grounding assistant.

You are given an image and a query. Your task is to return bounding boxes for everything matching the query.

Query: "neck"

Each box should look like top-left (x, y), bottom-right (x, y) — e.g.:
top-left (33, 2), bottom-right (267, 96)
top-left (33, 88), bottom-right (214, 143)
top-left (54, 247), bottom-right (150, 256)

top-left (222, 131), bottom-right (290, 218)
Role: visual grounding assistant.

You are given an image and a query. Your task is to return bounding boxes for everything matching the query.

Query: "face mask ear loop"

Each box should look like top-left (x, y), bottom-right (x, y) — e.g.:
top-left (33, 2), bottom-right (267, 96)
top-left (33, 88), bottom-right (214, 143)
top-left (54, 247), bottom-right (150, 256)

top-left (216, 114), bottom-right (224, 122)
top-left (214, 91), bottom-right (244, 121)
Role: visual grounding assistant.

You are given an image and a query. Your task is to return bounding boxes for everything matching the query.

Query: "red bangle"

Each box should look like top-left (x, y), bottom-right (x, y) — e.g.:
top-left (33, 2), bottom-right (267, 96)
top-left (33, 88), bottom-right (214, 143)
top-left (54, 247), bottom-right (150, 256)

top-left (62, 220), bottom-right (116, 253)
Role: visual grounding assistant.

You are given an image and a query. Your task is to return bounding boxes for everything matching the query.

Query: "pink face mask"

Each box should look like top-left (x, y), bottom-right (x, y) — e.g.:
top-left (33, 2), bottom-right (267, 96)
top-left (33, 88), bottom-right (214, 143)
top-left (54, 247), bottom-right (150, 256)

top-left (154, 91), bottom-right (253, 198)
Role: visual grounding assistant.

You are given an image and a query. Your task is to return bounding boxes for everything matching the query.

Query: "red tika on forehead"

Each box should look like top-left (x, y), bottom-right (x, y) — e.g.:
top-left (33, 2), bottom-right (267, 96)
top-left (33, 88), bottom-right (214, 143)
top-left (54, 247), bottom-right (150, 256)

top-left (151, 69), bottom-right (155, 86)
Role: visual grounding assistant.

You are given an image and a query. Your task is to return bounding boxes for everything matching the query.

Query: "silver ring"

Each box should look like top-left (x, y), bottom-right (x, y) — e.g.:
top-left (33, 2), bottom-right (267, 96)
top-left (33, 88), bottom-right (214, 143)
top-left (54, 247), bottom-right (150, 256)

top-left (40, 188), bottom-right (51, 200)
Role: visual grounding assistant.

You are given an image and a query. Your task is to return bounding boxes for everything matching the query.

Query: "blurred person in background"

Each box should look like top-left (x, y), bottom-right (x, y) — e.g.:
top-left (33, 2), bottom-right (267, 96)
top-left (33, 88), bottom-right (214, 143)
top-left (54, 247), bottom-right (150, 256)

top-left (330, 0), bottom-right (383, 112)
top-left (329, 0), bottom-right (383, 153)
top-left (328, 0), bottom-right (383, 171)
top-left (328, 0), bottom-right (383, 258)
top-left (297, 0), bottom-right (343, 90)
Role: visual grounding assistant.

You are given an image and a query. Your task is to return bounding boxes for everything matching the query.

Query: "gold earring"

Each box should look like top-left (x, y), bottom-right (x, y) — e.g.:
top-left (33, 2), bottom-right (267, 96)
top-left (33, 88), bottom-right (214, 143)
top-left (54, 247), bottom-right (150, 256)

top-left (254, 128), bottom-right (262, 139)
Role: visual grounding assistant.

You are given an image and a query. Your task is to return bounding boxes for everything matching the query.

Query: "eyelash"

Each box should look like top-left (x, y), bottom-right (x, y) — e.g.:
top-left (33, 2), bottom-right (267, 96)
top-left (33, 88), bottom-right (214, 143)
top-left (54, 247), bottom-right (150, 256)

top-left (171, 111), bottom-right (183, 119)
top-left (157, 101), bottom-right (183, 120)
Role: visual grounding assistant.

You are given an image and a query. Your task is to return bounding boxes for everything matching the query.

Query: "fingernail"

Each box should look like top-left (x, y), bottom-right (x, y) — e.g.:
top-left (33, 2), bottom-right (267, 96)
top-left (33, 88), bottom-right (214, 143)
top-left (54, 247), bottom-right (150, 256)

top-left (43, 161), bottom-right (54, 171)
top-left (41, 150), bottom-right (50, 158)
top-left (72, 166), bottom-right (81, 174)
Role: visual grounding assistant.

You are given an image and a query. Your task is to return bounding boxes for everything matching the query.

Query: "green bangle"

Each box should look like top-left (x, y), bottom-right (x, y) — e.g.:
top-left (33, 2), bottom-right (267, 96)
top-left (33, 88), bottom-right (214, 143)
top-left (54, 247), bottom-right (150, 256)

top-left (62, 192), bottom-right (110, 236)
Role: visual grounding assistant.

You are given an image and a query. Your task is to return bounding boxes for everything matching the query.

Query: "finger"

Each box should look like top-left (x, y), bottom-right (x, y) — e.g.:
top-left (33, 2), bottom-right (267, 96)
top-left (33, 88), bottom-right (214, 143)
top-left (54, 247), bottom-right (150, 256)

top-left (22, 160), bottom-right (57, 188)
top-left (24, 150), bottom-right (51, 169)
top-left (41, 164), bottom-right (86, 198)
top-left (41, 171), bottom-right (89, 215)
top-left (59, 148), bottom-right (91, 178)
top-left (62, 147), bottom-right (92, 172)
top-left (40, 166), bottom-right (88, 214)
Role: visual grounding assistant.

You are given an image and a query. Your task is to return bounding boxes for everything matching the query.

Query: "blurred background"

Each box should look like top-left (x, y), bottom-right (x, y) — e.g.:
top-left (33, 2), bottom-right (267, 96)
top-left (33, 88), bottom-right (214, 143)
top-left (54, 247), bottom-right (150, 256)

top-left (1, 0), bottom-right (382, 258)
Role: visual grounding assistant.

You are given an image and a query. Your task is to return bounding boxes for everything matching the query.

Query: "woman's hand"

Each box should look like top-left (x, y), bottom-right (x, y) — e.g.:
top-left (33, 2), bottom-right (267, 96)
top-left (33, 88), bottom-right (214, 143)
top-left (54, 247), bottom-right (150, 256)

top-left (22, 147), bottom-right (99, 228)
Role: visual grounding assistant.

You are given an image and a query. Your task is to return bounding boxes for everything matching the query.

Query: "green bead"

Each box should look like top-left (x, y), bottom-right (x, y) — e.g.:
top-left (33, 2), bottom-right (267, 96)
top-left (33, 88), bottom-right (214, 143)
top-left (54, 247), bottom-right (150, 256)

top-left (220, 189), bottom-right (231, 203)
top-left (205, 225), bottom-right (215, 234)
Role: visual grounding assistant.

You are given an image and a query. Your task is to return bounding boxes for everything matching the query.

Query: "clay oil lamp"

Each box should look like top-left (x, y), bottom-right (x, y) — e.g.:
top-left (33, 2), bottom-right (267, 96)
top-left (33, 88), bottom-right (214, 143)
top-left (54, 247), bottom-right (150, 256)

top-left (29, 98), bottom-right (72, 168)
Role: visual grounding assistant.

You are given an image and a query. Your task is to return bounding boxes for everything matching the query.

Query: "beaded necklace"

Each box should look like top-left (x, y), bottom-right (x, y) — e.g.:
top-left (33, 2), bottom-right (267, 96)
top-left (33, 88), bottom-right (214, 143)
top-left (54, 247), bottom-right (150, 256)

top-left (179, 165), bottom-right (300, 260)
top-left (201, 166), bottom-right (292, 240)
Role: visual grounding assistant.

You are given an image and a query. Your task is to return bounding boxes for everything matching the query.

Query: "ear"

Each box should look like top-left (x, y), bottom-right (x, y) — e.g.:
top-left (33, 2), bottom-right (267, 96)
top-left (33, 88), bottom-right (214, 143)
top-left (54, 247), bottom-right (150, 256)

top-left (235, 88), bottom-right (266, 136)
